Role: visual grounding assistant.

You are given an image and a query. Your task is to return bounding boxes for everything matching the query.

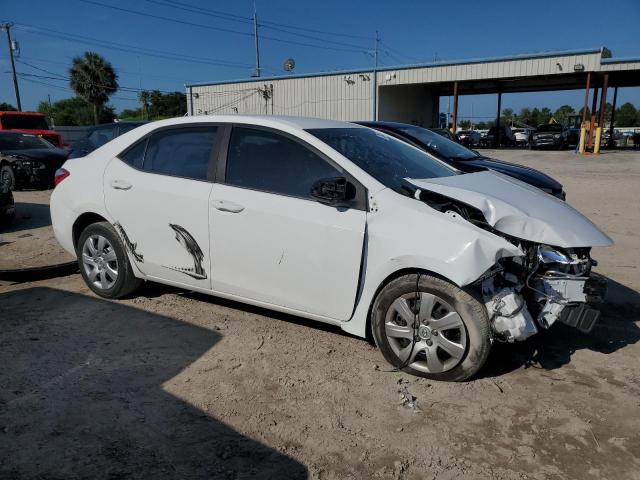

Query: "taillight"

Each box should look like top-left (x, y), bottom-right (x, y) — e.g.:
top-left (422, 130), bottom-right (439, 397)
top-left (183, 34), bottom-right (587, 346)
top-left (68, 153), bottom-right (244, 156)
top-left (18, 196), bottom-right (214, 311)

top-left (54, 168), bottom-right (70, 187)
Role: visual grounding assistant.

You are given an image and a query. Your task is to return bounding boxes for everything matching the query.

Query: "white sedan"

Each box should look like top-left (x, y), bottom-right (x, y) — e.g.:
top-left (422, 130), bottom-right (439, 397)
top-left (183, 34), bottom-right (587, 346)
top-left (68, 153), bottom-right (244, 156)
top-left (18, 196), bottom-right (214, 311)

top-left (51, 116), bottom-right (611, 381)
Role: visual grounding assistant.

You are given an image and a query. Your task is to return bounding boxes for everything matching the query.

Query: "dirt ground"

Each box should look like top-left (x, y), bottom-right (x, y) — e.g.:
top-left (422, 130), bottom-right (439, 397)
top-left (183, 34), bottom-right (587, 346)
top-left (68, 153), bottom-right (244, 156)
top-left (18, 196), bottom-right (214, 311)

top-left (1, 149), bottom-right (639, 479)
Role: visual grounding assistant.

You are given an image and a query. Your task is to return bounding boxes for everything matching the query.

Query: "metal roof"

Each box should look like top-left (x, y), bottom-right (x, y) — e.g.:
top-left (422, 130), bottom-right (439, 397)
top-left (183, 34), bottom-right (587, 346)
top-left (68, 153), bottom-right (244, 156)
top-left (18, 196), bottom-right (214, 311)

top-left (186, 47), bottom-right (607, 88)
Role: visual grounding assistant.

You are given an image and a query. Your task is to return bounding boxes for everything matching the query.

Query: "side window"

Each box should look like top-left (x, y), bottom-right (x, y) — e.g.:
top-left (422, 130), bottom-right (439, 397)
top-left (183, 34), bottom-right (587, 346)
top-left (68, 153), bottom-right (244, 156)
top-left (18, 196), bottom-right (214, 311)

top-left (143, 127), bottom-right (217, 180)
top-left (226, 127), bottom-right (341, 198)
top-left (119, 139), bottom-right (147, 169)
top-left (88, 127), bottom-right (115, 148)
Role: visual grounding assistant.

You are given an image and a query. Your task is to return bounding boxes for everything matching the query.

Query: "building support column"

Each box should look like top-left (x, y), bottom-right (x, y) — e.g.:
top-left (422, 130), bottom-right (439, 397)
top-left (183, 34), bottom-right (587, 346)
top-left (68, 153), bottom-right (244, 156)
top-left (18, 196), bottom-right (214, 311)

top-left (595, 73), bottom-right (609, 154)
top-left (451, 81), bottom-right (459, 133)
top-left (495, 90), bottom-right (502, 148)
top-left (588, 84), bottom-right (599, 150)
top-left (608, 86), bottom-right (618, 149)
top-left (582, 72), bottom-right (591, 124)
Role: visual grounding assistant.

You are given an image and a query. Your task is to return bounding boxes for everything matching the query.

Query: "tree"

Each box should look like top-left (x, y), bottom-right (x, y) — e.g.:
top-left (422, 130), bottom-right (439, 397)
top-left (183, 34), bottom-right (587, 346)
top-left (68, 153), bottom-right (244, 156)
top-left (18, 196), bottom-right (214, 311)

top-left (501, 108), bottom-right (515, 126)
top-left (0, 102), bottom-right (17, 111)
top-left (38, 97), bottom-right (115, 126)
top-left (69, 52), bottom-right (119, 125)
top-left (127, 90), bottom-right (186, 120)
top-left (138, 90), bottom-right (150, 120)
top-left (553, 105), bottom-right (575, 125)
top-left (120, 108), bottom-right (143, 120)
top-left (615, 103), bottom-right (638, 127)
top-left (539, 107), bottom-right (552, 125)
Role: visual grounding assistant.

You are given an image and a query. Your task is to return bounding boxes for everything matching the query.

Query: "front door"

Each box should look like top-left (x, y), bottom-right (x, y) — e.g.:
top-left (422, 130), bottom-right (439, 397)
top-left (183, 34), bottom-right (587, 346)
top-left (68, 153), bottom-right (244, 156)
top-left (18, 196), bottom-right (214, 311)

top-left (104, 125), bottom-right (219, 289)
top-left (210, 126), bottom-right (366, 321)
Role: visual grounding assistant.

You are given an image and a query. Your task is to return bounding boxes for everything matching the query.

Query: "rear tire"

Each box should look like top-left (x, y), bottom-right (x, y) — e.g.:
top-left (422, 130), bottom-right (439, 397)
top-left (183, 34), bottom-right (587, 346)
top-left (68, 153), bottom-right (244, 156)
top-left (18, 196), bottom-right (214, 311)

top-left (77, 221), bottom-right (142, 299)
top-left (371, 274), bottom-right (491, 381)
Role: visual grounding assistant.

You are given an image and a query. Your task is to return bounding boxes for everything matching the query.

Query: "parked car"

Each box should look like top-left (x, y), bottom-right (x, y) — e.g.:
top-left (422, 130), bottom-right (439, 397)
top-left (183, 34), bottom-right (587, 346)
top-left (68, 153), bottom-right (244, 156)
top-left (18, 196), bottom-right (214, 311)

top-left (530, 124), bottom-right (569, 149)
top-left (356, 121), bottom-right (565, 199)
top-left (482, 126), bottom-right (516, 147)
top-left (431, 128), bottom-right (459, 143)
top-left (51, 116), bottom-right (610, 381)
top-left (511, 128), bottom-right (534, 147)
top-left (68, 121), bottom-right (147, 158)
top-left (0, 180), bottom-right (15, 225)
top-left (567, 128), bottom-right (581, 146)
top-left (0, 111), bottom-right (64, 148)
top-left (456, 130), bottom-right (481, 147)
top-left (0, 131), bottom-right (69, 190)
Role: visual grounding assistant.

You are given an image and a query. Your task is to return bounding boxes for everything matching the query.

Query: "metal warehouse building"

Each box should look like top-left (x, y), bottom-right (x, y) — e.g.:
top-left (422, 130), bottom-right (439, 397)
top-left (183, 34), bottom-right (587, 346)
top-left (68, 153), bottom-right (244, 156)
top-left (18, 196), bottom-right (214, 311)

top-left (186, 47), bottom-right (640, 128)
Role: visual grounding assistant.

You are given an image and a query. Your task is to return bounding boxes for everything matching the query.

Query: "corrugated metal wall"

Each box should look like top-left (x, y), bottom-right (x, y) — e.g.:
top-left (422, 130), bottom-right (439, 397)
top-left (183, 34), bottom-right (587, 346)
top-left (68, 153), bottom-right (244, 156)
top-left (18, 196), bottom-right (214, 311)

top-left (190, 71), bottom-right (372, 121)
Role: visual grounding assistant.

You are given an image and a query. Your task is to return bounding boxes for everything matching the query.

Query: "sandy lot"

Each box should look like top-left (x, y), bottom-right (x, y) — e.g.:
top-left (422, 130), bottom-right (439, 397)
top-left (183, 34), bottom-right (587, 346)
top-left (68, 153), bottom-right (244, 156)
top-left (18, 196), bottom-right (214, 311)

top-left (1, 150), bottom-right (639, 479)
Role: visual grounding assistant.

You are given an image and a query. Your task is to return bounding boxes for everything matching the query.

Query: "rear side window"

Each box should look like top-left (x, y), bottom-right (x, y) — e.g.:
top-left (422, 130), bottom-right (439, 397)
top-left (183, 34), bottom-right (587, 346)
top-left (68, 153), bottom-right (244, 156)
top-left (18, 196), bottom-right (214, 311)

top-left (143, 127), bottom-right (217, 180)
top-left (225, 127), bottom-right (340, 198)
top-left (120, 139), bottom-right (146, 169)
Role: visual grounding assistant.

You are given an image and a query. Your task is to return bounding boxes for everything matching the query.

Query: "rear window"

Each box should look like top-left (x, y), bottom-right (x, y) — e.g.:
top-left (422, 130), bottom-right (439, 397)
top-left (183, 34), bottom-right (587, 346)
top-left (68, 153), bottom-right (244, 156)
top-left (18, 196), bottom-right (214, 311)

top-left (0, 132), bottom-right (53, 150)
top-left (0, 115), bottom-right (50, 130)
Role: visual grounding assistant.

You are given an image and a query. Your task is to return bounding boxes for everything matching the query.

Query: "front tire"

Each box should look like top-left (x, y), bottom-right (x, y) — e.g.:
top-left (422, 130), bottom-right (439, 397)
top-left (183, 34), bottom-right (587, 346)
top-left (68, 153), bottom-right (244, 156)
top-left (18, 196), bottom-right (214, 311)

top-left (1, 165), bottom-right (16, 191)
top-left (77, 222), bottom-right (142, 299)
top-left (371, 274), bottom-right (491, 381)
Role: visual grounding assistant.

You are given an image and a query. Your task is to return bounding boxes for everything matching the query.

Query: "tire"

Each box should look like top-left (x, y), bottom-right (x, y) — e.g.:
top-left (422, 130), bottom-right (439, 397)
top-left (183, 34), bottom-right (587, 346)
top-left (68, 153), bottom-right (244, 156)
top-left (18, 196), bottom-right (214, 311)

top-left (77, 221), bottom-right (142, 299)
top-left (371, 273), bottom-right (491, 381)
top-left (1, 165), bottom-right (16, 191)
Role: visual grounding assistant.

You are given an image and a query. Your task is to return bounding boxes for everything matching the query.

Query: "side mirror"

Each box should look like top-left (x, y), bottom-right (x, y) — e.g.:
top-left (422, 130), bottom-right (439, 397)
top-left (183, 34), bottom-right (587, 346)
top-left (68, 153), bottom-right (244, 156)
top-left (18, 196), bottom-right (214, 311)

top-left (310, 177), bottom-right (356, 207)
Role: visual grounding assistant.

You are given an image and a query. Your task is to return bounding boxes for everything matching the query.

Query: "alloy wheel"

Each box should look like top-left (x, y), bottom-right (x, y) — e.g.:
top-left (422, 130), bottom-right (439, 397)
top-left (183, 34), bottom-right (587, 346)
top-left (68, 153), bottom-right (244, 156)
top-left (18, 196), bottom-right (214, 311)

top-left (82, 234), bottom-right (118, 290)
top-left (384, 292), bottom-right (467, 373)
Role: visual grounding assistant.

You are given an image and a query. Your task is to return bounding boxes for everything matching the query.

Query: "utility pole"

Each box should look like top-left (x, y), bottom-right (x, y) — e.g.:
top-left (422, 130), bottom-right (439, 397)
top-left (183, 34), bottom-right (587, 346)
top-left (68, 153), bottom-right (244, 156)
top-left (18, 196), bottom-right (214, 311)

top-left (2, 22), bottom-right (22, 111)
top-left (371, 30), bottom-right (379, 120)
top-left (253, 2), bottom-right (261, 77)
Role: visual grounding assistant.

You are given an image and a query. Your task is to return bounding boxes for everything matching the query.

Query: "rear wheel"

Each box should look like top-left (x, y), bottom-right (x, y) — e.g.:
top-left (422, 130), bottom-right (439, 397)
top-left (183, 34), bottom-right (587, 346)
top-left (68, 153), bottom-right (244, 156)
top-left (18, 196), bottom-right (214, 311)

top-left (77, 222), bottom-right (142, 299)
top-left (371, 274), bottom-right (491, 381)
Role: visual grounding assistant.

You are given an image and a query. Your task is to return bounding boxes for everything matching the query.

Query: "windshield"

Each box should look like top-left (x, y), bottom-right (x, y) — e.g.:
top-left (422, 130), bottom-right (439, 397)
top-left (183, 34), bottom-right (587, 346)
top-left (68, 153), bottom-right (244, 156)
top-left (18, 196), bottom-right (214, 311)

top-left (397, 126), bottom-right (480, 161)
top-left (0, 133), bottom-right (54, 150)
top-left (0, 115), bottom-right (50, 130)
top-left (307, 127), bottom-right (456, 193)
top-left (537, 124), bottom-right (563, 132)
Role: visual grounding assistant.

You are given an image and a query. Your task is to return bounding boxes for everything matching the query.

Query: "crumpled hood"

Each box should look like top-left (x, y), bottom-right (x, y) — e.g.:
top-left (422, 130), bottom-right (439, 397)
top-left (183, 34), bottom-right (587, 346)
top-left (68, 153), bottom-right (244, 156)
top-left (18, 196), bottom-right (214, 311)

top-left (407, 171), bottom-right (612, 248)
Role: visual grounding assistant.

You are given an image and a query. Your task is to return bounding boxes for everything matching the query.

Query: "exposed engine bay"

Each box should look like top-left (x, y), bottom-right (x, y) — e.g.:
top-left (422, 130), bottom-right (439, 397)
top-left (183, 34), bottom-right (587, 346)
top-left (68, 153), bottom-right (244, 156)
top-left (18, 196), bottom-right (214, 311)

top-left (415, 186), bottom-right (608, 342)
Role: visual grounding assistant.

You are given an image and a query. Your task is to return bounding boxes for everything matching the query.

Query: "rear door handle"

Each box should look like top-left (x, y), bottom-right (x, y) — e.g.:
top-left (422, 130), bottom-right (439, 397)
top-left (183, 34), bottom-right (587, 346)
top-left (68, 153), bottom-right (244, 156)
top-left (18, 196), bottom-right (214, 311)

top-left (213, 200), bottom-right (244, 213)
top-left (111, 179), bottom-right (132, 190)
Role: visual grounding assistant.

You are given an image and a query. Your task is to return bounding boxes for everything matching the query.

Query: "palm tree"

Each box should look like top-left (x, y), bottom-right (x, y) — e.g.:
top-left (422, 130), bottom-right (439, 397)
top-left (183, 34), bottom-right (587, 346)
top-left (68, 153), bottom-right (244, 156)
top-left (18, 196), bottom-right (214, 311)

top-left (138, 90), bottom-right (150, 120)
top-left (69, 52), bottom-right (119, 125)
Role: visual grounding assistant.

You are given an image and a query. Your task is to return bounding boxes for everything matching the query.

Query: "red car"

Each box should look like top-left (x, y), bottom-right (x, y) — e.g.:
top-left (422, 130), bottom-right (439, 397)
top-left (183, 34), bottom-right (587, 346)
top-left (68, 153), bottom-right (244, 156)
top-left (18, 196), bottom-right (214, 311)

top-left (0, 111), bottom-right (64, 148)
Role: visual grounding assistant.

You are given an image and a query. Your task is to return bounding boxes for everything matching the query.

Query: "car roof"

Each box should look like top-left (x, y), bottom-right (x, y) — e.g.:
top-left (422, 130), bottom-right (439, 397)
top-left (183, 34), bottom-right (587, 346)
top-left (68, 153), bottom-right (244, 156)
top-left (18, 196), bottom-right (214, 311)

top-left (143, 115), bottom-right (365, 131)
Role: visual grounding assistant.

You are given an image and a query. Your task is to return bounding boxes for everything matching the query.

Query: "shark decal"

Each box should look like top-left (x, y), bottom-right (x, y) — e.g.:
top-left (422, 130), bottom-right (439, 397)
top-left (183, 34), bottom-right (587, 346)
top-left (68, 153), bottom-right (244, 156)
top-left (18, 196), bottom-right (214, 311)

top-left (163, 224), bottom-right (207, 280)
top-left (113, 222), bottom-right (144, 263)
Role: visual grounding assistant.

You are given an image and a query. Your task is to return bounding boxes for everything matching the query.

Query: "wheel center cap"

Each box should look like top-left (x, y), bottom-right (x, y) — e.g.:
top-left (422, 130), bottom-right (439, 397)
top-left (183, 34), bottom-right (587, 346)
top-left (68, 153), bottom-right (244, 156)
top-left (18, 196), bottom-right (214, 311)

top-left (418, 325), bottom-right (432, 340)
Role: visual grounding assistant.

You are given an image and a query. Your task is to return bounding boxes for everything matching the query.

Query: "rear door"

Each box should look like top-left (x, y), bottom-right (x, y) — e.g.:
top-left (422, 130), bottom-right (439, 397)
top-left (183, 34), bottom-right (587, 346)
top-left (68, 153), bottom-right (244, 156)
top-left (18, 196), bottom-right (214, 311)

top-left (209, 125), bottom-right (367, 321)
top-left (104, 125), bottom-right (219, 289)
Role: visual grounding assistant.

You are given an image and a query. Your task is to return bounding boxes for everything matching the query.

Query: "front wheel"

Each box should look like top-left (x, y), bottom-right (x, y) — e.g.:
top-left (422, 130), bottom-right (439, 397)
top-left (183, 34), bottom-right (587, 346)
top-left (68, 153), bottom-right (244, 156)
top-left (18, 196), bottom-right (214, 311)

top-left (1, 165), bottom-right (16, 191)
top-left (371, 274), bottom-right (491, 381)
top-left (77, 221), bottom-right (142, 299)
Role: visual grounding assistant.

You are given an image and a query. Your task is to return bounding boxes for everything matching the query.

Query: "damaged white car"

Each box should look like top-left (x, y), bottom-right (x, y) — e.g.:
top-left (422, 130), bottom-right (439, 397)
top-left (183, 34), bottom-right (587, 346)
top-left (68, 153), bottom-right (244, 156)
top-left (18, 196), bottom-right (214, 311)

top-left (50, 116), bottom-right (611, 381)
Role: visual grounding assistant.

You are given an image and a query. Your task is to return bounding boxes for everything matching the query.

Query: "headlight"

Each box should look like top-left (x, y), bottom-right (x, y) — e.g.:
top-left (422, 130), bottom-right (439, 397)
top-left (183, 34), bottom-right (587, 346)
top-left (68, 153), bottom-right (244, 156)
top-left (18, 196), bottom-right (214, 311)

top-left (537, 245), bottom-right (572, 264)
top-left (553, 133), bottom-right (561, 139)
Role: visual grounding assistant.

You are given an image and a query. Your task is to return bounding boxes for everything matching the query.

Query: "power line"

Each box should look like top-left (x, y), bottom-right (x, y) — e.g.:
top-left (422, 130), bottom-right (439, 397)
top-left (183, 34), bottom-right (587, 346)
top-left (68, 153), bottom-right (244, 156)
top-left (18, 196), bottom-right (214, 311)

top-left (79, 0), bottom-right (370, 54)
top-left (19, 76), bottom-right (138, 101)
top-left (13, 23), bottom-right (258, 70)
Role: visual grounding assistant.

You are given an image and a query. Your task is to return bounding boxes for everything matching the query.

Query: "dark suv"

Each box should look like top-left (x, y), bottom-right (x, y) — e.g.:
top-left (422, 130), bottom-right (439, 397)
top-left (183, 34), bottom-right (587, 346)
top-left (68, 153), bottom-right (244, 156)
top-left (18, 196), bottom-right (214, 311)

top-left (68, 121), bottom-right (147, 158)
top-left (531, 124), bottom-right (569, 149)
top-left (482, 126), bottom-right (516, 147)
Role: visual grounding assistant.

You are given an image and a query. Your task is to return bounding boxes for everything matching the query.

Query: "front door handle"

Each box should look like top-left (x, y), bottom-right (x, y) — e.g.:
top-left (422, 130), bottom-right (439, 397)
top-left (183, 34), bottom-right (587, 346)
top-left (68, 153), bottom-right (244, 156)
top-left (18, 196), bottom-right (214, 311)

top-left (213, 200), bottom-right (244, 213)
top-left (110, 179), bottom-right (133, 190)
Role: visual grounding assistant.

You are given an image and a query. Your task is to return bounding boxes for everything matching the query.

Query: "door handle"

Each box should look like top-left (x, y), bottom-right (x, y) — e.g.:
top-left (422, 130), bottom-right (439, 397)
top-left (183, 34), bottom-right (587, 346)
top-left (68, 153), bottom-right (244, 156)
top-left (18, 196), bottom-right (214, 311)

top-left (213, 200), bottom-right (244, 213)
top-left (110, 179), bottom-right (132, 190)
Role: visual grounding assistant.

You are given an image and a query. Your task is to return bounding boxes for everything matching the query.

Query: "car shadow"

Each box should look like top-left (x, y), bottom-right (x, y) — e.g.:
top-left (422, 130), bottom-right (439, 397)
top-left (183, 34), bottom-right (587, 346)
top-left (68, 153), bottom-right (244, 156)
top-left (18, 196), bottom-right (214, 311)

top-left (480, 276), bottom-right (640, 378)
top-left (1, 202), bottom-right (52, 233)
top-left (0, 287), bottom-right (308, 479)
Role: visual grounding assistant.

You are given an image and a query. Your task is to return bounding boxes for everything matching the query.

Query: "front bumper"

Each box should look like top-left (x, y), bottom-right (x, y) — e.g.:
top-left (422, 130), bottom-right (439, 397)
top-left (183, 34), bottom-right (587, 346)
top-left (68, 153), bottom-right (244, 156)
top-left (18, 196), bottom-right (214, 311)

top-left (13, 161), bottom-right (61, 188)
top-left (532, 137), bottom-right (562, 148)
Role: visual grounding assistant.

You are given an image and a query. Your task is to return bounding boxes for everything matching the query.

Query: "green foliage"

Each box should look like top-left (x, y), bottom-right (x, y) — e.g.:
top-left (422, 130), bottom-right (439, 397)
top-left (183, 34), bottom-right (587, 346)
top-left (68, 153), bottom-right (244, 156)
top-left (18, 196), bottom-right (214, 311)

top-left (69, 52), bottom-right (119, 124)
top-left (615, 103), bottom-right (638, 127)
top-left (38, 97), bottom-right (115, 126)
top-left (126, 90), bottom-right (186, 120)
top-left (0, 102), bottom-right (17, 111)
top-left (552, 105), bottom-right (575, 125)
top-left (120, 108), bottom-right (143, 120)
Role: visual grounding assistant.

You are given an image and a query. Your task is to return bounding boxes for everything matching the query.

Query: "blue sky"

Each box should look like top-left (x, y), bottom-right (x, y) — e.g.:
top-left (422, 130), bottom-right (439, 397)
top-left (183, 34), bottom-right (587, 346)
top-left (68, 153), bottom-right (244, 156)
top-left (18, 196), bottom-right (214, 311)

top-left (2, 0), bottom-right (639, 119)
